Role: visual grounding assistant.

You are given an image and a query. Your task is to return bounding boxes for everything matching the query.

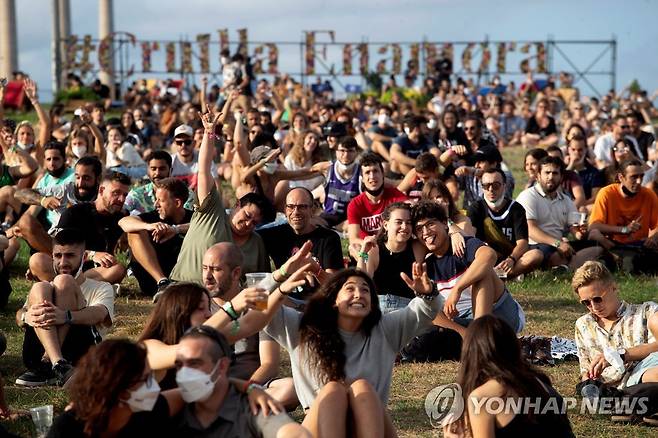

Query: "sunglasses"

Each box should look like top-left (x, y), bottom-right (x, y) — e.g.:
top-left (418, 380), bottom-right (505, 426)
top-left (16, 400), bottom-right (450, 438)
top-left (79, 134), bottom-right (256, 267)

top-left (482, 182), bottom-right (503, 191)
top-left (580, 290), bottom-right (608, 308)
top-left (464, 126), bottom-right (477, 132)
top-left (175, 139), bottom-right (193, 146)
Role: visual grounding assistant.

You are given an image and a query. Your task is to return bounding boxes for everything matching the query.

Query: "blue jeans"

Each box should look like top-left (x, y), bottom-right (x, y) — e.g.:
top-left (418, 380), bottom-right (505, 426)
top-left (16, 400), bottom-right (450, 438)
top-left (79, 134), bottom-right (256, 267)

top-left (453, 289), bottom-right (525, 333)
top-left (378, 294), bottom-right (412, 314)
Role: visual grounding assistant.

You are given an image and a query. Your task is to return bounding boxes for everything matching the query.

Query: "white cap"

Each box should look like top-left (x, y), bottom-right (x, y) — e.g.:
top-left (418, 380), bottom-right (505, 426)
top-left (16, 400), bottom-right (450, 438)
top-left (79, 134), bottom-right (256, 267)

top-left (174, 124), bottom-right (194, 138)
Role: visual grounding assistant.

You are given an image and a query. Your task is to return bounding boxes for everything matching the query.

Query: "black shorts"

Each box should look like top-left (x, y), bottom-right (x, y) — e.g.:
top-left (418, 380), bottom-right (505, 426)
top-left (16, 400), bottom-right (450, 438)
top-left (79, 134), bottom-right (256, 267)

top-left (22, 324), bottom-right (101, 371)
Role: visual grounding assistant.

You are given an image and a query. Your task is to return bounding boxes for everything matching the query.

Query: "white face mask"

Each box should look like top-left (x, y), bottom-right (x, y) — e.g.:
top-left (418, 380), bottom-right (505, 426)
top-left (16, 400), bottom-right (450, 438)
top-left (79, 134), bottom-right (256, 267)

top-left (485, 194), bottom-right (506, 210)
top-left (336, 160), bottom-right (357, 174)
top-left (176, 362), bottom-right (220, 403)
top-left (124, 376), bottom-right (161, 412)
top-left (404, 127), bottom-right (412, 136)
top-left (427, 119), bottom-right (438, 130)
top-left (262, 162), bottom-right (278, 174)
top-left (72, 146), bottom-right (87, 158)
top-left (377, 114), bottom-right (389, 126)
top-left (16, 141), bottom-right (35, 151)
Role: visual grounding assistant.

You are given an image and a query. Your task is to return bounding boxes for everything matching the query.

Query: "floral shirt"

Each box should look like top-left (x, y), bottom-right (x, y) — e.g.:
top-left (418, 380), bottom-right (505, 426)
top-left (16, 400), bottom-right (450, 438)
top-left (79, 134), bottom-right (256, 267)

top-left (124, 181), bottom-right (194, 216)
top-left (574, 300), bottom-right (658, 387)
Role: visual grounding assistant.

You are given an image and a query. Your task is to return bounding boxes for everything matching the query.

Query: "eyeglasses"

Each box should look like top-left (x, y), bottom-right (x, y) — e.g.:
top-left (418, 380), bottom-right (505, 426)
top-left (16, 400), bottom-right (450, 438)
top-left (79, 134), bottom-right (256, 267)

top-left (619, 125), bottom-right (630, 129)
top-left (285, 203), bottom-right (310, 211)
top-left (482, 181), bottom-right (503, 191)
top-left (175, 139), bottom-right (193, 146)
top-left (414, 220), bottom-right (440, 234)
top-left (464, 126), bottom-right (477, 132)
top-left (580, 290), bottom-right (608, 308)
top-left (613, 146), bottom-right (630, 152)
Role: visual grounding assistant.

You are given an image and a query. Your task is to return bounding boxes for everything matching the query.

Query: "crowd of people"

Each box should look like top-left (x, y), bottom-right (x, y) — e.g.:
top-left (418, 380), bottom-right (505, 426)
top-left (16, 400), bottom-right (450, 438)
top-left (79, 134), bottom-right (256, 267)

top-left (0, 60), bottom-right (657, 436)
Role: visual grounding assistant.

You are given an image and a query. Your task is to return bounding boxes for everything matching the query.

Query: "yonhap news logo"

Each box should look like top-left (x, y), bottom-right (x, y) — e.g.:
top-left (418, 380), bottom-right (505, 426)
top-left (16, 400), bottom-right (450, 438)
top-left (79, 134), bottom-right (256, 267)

top-left (425, 383), bottom-right (650, 428)
top-left (424, 384), bottom-right (464, 428)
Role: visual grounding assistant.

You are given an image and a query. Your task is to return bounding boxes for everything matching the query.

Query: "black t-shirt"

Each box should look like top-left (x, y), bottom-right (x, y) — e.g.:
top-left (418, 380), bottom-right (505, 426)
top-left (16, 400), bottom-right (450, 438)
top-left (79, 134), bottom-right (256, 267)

top-left (392, 134), bottom-right (435, 159)
top-left (258, 223), bottom-right (344, 271)
top-left (57, 203), bottom-right (126, 252)
top-left (577, 163), bottom-right (604, 200)
top-left (635, 130), bottom-right (655, 161)
top-left (525, 115), bottom-right (557, 138)
top-left (47, 395), bottom-right (171, 438)
top-left (465, 139), bottom-right (498, 166)
top-left (138, 209), bottom-right (193, 259)
top-left (467, 199), bottom-right (528, 258)
top-left (373, 242), bottom-right (415, 299)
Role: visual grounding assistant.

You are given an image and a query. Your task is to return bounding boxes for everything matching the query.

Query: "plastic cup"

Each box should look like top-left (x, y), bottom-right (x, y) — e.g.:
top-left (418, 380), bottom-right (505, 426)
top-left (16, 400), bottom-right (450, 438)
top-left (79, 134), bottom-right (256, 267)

top-left (245, 273), bottom-right (270, 311)
top-left (30, 404), bottom-right (53, 438)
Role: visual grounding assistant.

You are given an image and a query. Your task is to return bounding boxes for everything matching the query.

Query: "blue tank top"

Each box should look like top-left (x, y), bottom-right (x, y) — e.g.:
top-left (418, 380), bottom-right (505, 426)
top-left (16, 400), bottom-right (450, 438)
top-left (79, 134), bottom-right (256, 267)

top-left (324, 162), bottom-right (361, 215)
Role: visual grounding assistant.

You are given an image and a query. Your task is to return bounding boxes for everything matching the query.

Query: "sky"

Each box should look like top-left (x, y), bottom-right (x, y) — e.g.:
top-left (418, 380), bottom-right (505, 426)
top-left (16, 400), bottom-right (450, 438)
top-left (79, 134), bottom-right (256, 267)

top-left (10, 0), bottom-right (658, 102)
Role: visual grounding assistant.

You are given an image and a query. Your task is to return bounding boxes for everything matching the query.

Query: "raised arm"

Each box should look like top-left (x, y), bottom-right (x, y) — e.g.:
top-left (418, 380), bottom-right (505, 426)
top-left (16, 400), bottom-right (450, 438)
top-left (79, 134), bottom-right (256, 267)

top-left (80, 112), bottom-right (106, 163)
top-left (197, 109), bottom-right (223, 205)
top-left (23, 78), bottom-right (50, 162)
top-left (8, 147), bottom-right (38, 179)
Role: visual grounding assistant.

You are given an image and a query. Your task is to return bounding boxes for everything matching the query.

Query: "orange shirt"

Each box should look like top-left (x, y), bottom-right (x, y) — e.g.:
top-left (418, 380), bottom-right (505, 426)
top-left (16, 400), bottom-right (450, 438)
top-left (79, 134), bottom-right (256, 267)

top-left (589, 185), bottom-right (658, 243)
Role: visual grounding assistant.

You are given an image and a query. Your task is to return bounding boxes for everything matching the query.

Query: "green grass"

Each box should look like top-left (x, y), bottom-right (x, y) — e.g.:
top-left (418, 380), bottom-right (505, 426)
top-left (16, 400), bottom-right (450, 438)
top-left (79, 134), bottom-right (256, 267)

top-left (1, 136), bottom-right (657, 436)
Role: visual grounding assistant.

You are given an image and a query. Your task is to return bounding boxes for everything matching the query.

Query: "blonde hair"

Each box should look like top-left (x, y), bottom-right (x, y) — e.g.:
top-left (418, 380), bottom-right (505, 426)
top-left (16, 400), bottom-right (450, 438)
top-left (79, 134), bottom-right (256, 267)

top-left (571, 261), bottom-right (614, 295)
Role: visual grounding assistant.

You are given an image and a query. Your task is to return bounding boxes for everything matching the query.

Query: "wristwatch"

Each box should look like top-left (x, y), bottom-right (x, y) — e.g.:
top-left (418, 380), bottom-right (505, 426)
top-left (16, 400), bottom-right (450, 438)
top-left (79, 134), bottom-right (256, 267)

top-left (553, 239), bottom-right (561, 248)
top-left (621, 226), bottom-right (629, 235)
top-left (617, 348), bottom-right (627, 363)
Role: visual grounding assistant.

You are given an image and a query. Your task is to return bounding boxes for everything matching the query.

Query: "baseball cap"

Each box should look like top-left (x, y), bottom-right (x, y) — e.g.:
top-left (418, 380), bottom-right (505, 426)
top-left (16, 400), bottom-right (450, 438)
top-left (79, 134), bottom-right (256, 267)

top-left (250, 145), bottom-right (273, 165)
top-left (473, 147), bottom-right (503, 164)
top-left (174, 124), bottom-right (194, 138)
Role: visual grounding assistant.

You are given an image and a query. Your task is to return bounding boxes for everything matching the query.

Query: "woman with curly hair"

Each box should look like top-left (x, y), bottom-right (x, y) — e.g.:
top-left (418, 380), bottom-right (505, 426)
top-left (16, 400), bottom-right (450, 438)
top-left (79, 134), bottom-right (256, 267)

top-left (265, 267), bottom-right (441, 437)
top-left (47, 339), bottom-right (183, 437)
top-left (444, 315), bottom-right (574, 437)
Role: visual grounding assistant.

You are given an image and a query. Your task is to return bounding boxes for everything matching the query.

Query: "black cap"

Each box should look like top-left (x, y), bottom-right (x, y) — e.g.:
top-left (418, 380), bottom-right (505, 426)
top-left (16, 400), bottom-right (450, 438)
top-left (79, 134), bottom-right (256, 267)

top-left (473, 147), bottom-right (503, 164)
top-left (325, 121), bottom-right (347, 137)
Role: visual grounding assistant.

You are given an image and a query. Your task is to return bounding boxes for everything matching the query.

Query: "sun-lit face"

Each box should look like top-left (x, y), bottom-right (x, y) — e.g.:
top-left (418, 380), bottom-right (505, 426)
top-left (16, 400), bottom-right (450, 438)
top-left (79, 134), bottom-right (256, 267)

top-left (303, 133), bottom-right (318, 152)
top-left (524, 155), bottom-right (541, 180)
top-left (230, 203), bottom-right (263, 236)
top-left (334, 276), bottom-right (372, 318)
top-left (17, 125), bottom-right (34, 145)
top-left (383, 208), bottom-right (412, 244)
top-left (577, 280), bottom-right (619, 320)
top-left (414, 217), bottom-right (448, 253)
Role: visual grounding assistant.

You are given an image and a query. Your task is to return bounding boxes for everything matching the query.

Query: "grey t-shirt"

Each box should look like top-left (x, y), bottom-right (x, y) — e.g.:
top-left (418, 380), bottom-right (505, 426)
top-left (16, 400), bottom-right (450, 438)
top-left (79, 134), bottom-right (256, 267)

top-left (265, 296), bottom-right (441, 409)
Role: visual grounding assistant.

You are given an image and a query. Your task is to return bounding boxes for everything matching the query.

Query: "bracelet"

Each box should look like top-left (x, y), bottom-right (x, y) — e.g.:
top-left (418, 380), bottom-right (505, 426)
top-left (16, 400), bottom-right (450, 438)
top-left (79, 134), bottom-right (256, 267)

top-left (553, 239), bottom-right (561, 248)
top-left (172, 224), bottom-right (180, 234)
top-left (230, 319), bottom-right (240, 335)
top-left (509, 255), bottom-right (517, 263)
top-left (357, 251), bottom-right (369, 261)
top-left (87, 250), bottom-right (96, 261)
top-left (221, 301), bottom-right (239, 321)
top-left (246, 382), bottom-right (264, 394)
top-left (621, 226), bottom-right (629, 235)
top-left (415, 281), bottom-right (439, 301)
top-left (65, 310), bottom-right (73, 325)
top-left (277, 266), bottom-right (289, 279)
top-left (447, 218), bottom-right (456, 227)
top-left (40, 197), bottom-right (48, 207)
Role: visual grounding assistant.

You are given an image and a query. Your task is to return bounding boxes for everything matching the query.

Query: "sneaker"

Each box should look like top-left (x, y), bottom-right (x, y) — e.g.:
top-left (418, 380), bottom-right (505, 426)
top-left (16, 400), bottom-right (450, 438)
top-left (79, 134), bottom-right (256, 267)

top-left (153, 279), bottom-right (172, 303)
top-left (551, 264), bottom-right (570, 275)
top-left (52, 359), bottom-right (74, 386)
top-left (15, 368), bottom-right (57, 387)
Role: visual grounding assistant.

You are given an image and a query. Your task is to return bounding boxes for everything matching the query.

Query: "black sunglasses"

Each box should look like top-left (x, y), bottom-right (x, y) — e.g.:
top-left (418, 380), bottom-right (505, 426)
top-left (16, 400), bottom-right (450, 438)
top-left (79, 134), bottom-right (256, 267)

top-left (175, 139), bottom-right (193, 146)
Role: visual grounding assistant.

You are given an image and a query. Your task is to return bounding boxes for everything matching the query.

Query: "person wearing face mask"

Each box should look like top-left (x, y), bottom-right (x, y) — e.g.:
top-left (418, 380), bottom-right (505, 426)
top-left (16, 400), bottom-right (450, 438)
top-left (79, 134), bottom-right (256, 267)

top-left (468, 168), bottom-right (543, 279)
top-left (174, 326), bottom-right (310, 438)
top-left (588, 158), bottom-right (658, 272)
top-left (12, 156), bottom-right (102, 255)
top-left (367, 105), bottom-right (398, 163)
top-left (15, 229), bottom-right (114, 387)
top-left (46, 339), bottom-right (179, 437)
top-left (347, 153), bottom-right (407, 257)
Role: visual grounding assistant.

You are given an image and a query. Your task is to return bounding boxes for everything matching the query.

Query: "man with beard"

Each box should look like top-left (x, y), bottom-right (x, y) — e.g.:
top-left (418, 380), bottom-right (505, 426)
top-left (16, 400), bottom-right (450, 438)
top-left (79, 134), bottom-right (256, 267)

top-left (517, 156), bottom-right (601, 271)
top-left (168, 111), bottom-right (275, 285)
top-left (347, 152), bottom-right (407, 257)
top-left (258, 187), bottom-right (344, 274)
top-left (124, 150), bottom-right (193, 216)
top-left (588, 158), bottom-right (658, 273)
top-left (467, 168), bottom-right (543, 279)
top-left (119, 177), bottom-right (193, 296)
top-left (14, 229), bottom-right (114, 387)
top-left (12, 156), bottom-right (102, 254)
top-left (27, 172), bottom-right (130, 285)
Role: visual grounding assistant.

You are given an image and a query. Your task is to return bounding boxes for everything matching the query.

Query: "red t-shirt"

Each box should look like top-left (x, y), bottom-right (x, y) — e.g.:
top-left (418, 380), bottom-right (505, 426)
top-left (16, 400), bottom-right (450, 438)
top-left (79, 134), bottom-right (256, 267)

top-left (347, 187), bottom-right (408, 239)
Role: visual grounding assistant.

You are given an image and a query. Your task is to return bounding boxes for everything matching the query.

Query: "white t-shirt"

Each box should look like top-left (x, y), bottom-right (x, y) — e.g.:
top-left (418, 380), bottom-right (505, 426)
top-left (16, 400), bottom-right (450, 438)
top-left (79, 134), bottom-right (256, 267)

top-left (283, 154), bottom-right (325, 191)
top-left (594, 133), bottom-right (642, 165)
top-left (107, 142), bottom-right (145, 168)
top-left (170, 151), bottom-right (217, 177)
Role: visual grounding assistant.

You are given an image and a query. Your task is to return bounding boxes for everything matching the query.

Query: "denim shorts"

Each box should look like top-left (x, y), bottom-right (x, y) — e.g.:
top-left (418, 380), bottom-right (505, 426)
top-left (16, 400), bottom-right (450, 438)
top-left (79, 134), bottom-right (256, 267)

top-left (378, 294), bottom-right (412, 314)
top-left (626, 351), bottom-right (658, 386)
top-left (453, 289), bottom-right (525, 333)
